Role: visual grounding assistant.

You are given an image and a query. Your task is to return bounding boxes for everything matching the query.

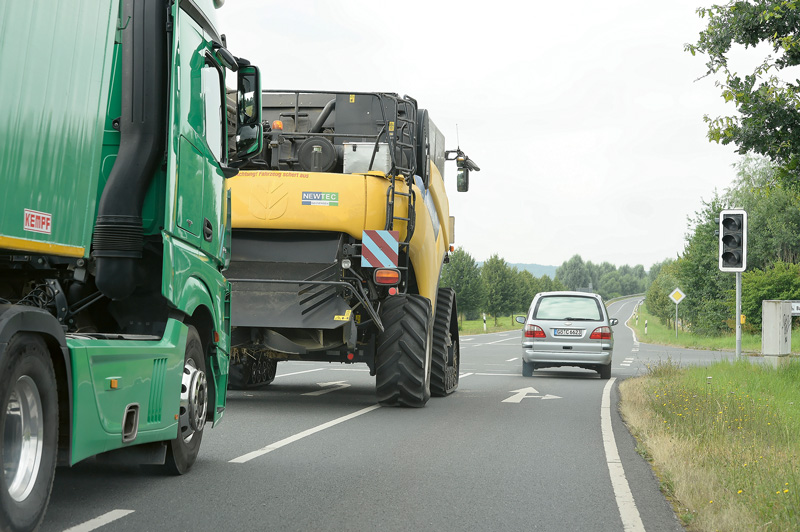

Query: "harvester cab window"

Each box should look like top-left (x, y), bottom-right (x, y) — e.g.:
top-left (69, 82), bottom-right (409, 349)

top-left (202, 56), bottom-right (225, 163)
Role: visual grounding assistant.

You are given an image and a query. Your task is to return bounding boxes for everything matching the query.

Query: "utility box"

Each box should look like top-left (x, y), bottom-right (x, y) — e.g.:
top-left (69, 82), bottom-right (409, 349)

top-left (762, 300), bottom-right (792, 356)
top-left (343, 142), bottom-right (391, 174)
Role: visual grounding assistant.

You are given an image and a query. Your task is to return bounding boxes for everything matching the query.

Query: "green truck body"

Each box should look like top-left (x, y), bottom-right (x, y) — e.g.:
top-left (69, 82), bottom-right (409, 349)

top-left (0, 0), bottom-right (261, 529)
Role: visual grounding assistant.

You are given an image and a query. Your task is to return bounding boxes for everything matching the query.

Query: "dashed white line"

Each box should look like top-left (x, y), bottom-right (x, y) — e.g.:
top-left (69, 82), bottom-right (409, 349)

top-left (273, 368), bottom-right (325, 379)
top-left (506, 357), bottom-right (519, 362)
top-left (602, 378), bottom-right (645, 531)
top-left (229, 404), bottom-right (381, 463)
top-left (459, 372), bottom-right (475, 378)
top-left (63, 510), bottom-right (135, 532)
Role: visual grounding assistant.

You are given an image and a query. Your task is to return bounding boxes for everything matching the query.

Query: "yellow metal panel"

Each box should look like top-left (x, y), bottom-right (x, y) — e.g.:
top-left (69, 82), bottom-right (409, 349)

top-left (0, 235), bottom-right (85, 258)
top-left (230, 170), bottom-right (412, 241)
top-left (426, 163), bottom-right (451, 246)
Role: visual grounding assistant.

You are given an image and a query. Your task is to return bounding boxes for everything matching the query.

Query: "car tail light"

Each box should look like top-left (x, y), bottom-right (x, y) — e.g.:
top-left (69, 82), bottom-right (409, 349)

top-left (590, 326), bottom-right (612, 340)
top-left (524, 324), bottom-right (546, 338)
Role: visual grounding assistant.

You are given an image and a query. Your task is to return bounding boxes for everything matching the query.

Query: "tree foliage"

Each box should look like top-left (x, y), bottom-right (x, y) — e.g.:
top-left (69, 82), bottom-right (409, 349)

top-left (440, 247), bottom-right (483, 319)
top-left (481, 254), bottom-right (515, 325)
top-left (688, 1), bottom-right (800, 185)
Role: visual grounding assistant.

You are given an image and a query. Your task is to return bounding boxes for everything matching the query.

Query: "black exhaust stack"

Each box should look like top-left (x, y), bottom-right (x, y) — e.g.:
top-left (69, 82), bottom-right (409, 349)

top-left (93, 0), bottom-right (167, 300)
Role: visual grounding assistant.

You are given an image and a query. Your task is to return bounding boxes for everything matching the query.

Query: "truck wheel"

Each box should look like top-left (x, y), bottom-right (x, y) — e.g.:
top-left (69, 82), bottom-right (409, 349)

top-left (229, 350), bottom-right (277, 390)
top-left (165, 326), bottom-right (207, 475)
top-left (430, 288), bottom-right (459, 397)
top-left (0, 333), bottom-right (58, 532)
top-left (375, 294), bottom-right (432, 407)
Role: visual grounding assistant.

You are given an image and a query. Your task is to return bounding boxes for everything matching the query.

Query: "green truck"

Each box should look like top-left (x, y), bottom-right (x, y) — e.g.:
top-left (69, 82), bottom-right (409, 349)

top-left (0, 1), bottom-right (261, 529)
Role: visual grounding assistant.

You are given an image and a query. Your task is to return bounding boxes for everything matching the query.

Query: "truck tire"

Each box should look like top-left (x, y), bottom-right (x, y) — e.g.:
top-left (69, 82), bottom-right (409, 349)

top-left (430, 287), bottom-right (459, 397)
top-left (229, 351), bottom-right (277, 390)
top-left (165, 326), bottom-right (207, 475)
top-left (375, 294), bottom-right (432, 407)
top-left (0, 333), bottom-right (58, 532)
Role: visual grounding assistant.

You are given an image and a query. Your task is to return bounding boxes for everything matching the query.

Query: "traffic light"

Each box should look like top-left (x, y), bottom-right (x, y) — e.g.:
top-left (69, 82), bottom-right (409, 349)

top-left (718, 209), bottom-right (747, 272)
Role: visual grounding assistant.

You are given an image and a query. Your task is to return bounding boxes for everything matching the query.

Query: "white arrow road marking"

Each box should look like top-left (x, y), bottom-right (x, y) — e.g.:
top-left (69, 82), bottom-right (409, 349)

top-left (63, 510), bottom-right (135, 532)
top-left (302, 381), bottom-right (351, 396)
top-left (503, 387), bottom-right (540, 403)
top-left (502, 387), bottom-right (562, 403)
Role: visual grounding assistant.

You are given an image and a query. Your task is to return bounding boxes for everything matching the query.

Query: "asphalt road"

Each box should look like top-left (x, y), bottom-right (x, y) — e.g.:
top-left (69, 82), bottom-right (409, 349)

top-left (41, 298), bottom-right (735, 532)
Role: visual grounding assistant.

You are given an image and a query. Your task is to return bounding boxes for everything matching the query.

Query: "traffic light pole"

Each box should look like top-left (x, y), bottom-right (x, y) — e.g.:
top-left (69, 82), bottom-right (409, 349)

top-left (736, 271), bottom-right (742, 360)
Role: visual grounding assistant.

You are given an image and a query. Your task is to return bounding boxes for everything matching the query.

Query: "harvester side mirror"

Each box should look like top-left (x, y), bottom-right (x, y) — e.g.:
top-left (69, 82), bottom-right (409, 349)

top-left (233, 65), bottom-right (263, 164)
top-left (457, 168), bottom-right (469, 192)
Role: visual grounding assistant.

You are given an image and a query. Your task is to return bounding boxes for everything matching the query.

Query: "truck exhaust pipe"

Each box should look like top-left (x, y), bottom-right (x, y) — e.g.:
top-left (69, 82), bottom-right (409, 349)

top-left (92, 0), bottom-right (167, 300)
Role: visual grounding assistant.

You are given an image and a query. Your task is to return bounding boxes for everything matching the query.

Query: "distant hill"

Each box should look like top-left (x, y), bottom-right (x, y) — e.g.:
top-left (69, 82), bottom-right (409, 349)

top-left (509, 263), bottom-right (558, 278)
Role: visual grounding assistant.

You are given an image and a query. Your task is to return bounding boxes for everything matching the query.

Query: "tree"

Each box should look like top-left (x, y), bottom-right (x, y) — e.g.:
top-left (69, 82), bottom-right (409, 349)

top-left (440, 247), bottom-right (483, 321)
top-left (556, 254), bottom-right (591, 291)
top-left (481, 254), bottom-right (515, 326)
top-left (741, 261), bottom-right (800, 329)
top-left (688, 2), bottom-right (800, 185)
top-left (646, 260), bottom-right (680, 327)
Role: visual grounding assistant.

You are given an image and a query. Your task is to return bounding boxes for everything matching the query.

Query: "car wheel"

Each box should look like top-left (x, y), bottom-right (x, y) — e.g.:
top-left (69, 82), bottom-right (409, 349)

top-left (598, 363), bottom-right (611, 379)
top-left (522, 360), bottom-right (534, 377)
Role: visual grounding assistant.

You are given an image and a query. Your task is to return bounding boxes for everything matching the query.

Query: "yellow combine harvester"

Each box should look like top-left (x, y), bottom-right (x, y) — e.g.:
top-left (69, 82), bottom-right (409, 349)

top-left (227, 91), bottom-right (478, 407)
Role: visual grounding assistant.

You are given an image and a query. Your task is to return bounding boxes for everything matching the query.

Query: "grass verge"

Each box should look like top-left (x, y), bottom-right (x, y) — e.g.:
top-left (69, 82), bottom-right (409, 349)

top-left (620, 359), bottom-right (800, 531)
top-left (627, 303), bottom-right (800, 354)
top-left (457, 315), bottom-right (522, 335)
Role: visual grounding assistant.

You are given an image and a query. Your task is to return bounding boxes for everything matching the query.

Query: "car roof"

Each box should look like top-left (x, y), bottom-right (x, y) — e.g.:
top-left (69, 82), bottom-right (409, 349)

top-left (534, 291), bottom-right (603, 300)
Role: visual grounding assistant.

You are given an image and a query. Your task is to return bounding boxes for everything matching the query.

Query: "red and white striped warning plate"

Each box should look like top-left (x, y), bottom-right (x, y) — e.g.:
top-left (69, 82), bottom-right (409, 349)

top-left (361, 230), bottom-right (399, 268)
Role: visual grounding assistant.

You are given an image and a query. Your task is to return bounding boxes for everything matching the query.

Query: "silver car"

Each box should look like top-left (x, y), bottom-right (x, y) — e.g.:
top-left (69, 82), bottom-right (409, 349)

top-left (514, 291), bottom-right (618, 379)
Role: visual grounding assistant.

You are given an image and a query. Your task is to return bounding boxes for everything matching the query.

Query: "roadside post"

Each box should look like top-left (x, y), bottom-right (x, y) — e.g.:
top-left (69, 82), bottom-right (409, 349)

top-left (718, 209), bottom-right (747, 359)
top-left (483, 313), bottom-right (486, 332)
top-left (668, 288), bottom-right (686, 338)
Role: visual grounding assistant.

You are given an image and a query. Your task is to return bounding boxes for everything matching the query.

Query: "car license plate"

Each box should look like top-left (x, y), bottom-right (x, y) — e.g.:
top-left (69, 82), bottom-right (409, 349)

top-left (553, 328), bottom-right (582, 337)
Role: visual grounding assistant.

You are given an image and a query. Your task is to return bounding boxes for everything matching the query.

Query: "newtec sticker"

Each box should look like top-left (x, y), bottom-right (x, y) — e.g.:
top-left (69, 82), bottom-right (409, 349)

top-left (302, 191), bottom-right (339, 206)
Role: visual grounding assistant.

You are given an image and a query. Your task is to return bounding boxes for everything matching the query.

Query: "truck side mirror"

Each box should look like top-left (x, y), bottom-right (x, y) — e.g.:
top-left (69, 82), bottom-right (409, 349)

top-left (233, 65), bottom-right (263, 163)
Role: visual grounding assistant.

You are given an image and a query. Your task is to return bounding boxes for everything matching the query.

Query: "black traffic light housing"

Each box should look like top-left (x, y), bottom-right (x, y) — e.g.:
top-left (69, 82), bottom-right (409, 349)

top-left (718, 209), bottom-right (747, 272)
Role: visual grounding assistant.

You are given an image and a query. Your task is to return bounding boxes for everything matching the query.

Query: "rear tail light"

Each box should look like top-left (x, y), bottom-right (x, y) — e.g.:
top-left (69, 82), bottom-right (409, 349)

top-left (524, 324), bottom-right (546, 338)
top-left (374, 268), bottom-right (400, 285)
top-left (590, 326), bottom-right (612, 340)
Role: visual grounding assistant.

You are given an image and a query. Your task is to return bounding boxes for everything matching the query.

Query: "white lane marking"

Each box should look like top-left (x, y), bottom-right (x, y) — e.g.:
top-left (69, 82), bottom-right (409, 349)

top-left (461, 337), bottom-right (475, 342)
top-left (273, 368), bottom-right (325, 379)
top-left (459, 372), bottom-right (474, 378)
top-left (602, 378), bottom-right (645, 531)
top-left (620, 357), bottom-right (635, 367)
top-left (486, 337), bottom-right (517, 345)
top-left (330, 368), bottom-right (371, 372)
top-left (230, 405), bottom-right (381, 463)
top-left (475, 372), bottom-right (519, 377)
top-left (302, 381), bottom-right (351, 396)
top-left (63, 510), bottom-right (135, 532)
top-left (506, 357), bottom-right (519, 362)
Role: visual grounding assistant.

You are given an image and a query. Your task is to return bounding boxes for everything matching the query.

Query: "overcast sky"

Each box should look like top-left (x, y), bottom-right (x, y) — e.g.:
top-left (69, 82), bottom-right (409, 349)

top-left (217, 0), bottom-right (743, 270)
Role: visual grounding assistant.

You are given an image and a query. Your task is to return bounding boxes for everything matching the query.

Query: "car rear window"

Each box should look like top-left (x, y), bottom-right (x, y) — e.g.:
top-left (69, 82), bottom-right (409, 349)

top-left (533, 296), bottom-right (602, 321)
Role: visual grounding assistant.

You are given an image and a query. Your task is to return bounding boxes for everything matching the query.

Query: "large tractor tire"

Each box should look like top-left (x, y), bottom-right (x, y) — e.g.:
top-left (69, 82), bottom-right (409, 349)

top-left (375, 294), bottom-right (432, 407)
top-left (0, 333), bottom-right (58, 532)
top-left (229, 349), bottom-right (277, 390)
top-left (430, 287), bottom-right (459, 397)
top-left (165, 326), bottom-right (207, 475)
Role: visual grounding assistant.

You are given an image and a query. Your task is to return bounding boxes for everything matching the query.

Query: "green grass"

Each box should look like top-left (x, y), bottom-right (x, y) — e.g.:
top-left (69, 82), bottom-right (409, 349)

top-left (628, 304), bottom-right (800, 354)
top-left (457, 315), bottom-right (523, 335)
top-left (621, 359), bottom-right (800, 531)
